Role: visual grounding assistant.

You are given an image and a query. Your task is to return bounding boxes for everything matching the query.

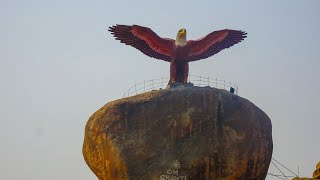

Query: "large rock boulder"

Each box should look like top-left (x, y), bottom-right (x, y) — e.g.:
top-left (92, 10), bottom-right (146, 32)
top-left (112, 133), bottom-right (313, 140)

top-left (83, 84), bottom-right (273, 180)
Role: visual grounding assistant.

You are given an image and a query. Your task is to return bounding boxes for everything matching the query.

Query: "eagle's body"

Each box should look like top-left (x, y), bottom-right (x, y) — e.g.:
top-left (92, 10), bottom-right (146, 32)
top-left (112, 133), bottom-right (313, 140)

top-left (108, 25), bottom-right (247, 84)
top-left (171, 46), bottom-right (189, 83)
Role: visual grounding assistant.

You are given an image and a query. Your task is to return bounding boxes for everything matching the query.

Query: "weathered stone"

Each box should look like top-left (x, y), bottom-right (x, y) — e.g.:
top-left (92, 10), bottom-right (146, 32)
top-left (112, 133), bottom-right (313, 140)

top-left (83, 84), bottom-right (273, 180)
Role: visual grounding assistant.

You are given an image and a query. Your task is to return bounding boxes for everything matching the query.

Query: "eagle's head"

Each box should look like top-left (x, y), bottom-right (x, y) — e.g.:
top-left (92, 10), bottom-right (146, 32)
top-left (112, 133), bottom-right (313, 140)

top-left (176, 28), bottom-right (187, 46)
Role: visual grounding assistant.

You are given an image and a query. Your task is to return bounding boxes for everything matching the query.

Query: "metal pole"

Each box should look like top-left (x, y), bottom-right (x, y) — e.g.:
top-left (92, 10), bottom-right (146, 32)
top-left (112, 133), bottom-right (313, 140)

top-left (161, 77), bottom-right (163, 89)
top-left (216, 78), bottom-right (218, 88)
top-left (135, 84), bottom-right (137, 95)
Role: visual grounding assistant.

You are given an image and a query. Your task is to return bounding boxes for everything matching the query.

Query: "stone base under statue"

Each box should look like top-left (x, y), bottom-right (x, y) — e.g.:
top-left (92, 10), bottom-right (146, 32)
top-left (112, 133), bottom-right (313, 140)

top-left (83, 85), bottom-right (273, 180)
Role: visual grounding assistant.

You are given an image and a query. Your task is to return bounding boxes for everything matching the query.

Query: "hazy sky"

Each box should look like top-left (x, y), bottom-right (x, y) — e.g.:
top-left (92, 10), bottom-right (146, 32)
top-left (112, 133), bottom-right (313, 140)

top-left (0, 0), bottom-right (319, 179)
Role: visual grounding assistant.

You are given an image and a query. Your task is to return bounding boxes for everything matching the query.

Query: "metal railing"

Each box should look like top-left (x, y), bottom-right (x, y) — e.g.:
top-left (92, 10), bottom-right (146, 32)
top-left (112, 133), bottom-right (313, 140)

top-left (123, 75), bottom-right (238, 97)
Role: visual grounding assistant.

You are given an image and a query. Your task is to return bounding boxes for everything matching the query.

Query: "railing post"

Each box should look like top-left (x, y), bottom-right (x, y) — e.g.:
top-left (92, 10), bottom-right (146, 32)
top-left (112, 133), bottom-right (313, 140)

top-left (135, 84), bottom-right (137, 95)
top-left (216, 78), bottom-right (218, 88)
top-left (161, 76), bottom-right (163, 89)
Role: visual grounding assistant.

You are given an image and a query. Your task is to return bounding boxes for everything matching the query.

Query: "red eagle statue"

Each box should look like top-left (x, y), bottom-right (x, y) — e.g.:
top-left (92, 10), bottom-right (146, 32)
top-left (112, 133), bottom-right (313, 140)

top-left (108, 24), bottom-right (247, 84)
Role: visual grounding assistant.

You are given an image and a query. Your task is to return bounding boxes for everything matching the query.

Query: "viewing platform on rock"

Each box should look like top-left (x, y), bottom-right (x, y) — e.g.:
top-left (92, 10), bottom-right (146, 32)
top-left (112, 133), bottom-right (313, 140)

top-left (123, 75), bottom-right (239, 97)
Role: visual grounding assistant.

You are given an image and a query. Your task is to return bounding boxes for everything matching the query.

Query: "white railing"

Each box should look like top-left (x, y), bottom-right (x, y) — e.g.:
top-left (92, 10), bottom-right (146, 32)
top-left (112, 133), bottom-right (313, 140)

top-left (123, 75), bottom-right (238, 97)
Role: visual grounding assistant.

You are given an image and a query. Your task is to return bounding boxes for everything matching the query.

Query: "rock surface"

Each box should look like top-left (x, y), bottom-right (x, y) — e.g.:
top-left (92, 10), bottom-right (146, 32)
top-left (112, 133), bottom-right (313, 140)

top-left (83, 84), bottom-right (273, 180)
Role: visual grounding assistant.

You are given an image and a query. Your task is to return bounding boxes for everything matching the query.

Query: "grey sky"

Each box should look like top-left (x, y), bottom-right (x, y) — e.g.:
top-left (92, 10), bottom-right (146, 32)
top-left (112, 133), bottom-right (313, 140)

top-left (0, 0), bottom-right (319, 179)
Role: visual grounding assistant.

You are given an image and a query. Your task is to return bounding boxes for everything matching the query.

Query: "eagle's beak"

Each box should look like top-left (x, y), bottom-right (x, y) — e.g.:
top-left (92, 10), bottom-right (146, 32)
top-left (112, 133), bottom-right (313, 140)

top-left (179, 29), bottom-right (185, 37)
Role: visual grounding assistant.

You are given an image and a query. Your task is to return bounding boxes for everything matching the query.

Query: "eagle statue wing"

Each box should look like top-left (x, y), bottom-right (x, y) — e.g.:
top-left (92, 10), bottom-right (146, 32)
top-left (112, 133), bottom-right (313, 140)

top-left (186, 29), bottom-right (247, 62)
top-left (108, 25), bottom-right (175, 62)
